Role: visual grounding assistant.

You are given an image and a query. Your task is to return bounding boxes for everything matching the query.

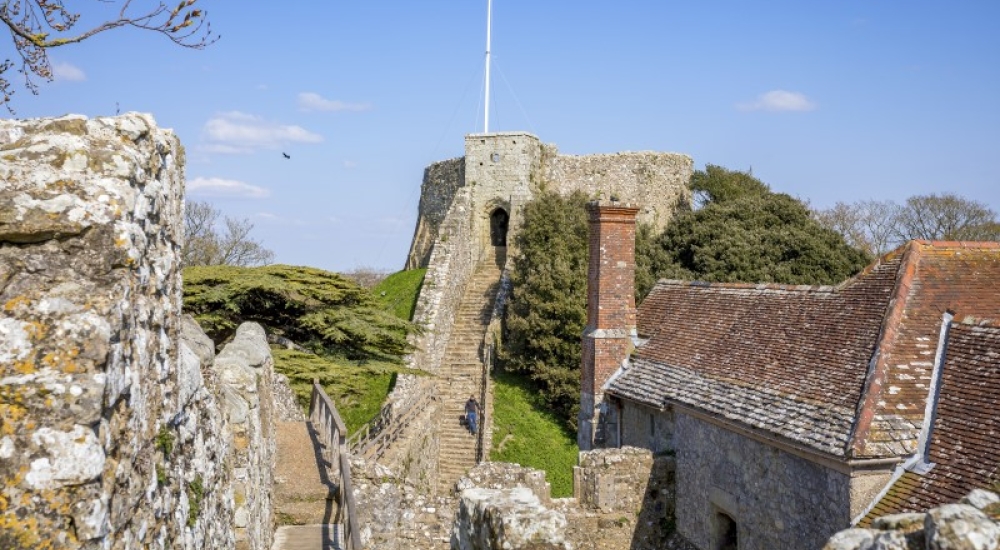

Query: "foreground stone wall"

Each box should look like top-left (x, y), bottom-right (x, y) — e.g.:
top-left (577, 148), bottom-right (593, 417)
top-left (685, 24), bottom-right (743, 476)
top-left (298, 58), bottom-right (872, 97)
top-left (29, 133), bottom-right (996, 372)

top-left (824, 489), bottom-right (1000, 550)
top-left (0, 114), bottom-right (274, 549)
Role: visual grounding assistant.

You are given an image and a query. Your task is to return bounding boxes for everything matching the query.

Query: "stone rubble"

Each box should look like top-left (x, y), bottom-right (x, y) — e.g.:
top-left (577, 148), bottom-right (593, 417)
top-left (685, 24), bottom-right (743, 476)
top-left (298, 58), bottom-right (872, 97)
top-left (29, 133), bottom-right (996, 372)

top-left (824, 489), bottom-right (1000, 550)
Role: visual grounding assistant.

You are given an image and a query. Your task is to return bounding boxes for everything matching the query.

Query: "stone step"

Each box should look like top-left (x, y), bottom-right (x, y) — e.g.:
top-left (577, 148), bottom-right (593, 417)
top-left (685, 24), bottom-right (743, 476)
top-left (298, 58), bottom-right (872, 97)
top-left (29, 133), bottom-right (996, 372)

top-left (271, 524), bottom-right (341, 550)
top-left (275, 498), bottom-right (337, 526)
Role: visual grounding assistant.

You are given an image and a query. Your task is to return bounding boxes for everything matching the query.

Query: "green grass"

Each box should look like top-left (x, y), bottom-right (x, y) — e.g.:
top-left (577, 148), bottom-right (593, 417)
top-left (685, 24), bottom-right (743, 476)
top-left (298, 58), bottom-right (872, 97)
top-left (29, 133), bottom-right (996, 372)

top-left (272, 348), bottom-right (422, 435)
top-left (490, 369), bottom-right (579, 497)
top-left (373, 268), bottom-right (427, 320)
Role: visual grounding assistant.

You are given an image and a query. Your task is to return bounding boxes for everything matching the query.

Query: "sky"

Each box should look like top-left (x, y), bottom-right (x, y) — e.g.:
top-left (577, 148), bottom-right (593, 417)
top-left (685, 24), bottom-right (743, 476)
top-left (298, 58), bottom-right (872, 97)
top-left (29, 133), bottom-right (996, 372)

top-left (7, 1), bottom-right (1000, 273)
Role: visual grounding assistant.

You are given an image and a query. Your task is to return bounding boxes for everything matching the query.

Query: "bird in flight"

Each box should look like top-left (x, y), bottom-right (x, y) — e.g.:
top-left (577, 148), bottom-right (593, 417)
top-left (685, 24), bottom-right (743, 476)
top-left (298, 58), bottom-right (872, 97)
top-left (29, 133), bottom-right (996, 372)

top-left (282, 152), bottom-right (291, 159)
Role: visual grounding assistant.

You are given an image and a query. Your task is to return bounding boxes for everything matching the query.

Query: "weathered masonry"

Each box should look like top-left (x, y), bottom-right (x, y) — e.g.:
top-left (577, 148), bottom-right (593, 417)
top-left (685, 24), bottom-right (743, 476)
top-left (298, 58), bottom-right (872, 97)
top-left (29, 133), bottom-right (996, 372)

top-left (0, 114), bottom-right (278, 550)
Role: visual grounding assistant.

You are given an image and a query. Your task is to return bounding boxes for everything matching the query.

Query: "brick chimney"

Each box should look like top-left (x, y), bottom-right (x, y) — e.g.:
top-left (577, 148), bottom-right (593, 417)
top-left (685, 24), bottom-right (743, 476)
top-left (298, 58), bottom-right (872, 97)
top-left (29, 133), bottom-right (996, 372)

top-left (579, 201), bottom-right (639, 451)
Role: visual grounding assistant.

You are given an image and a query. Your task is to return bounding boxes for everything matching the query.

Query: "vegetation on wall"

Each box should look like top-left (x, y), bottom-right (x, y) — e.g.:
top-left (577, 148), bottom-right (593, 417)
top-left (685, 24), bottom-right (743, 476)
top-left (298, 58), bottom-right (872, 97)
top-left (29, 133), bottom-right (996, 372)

top-left (641, 165), bottom-right (871, 296)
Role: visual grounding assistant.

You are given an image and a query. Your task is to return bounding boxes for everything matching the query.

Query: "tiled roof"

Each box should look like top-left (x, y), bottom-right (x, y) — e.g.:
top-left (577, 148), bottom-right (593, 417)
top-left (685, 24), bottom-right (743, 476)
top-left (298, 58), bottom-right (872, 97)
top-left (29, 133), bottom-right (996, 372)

top-left (861, 319), bottom-right (1000, 524)
top-left (851, 242), bottom-right (1000, 457)
top-left (607, 241), bottom-right (1000, 459)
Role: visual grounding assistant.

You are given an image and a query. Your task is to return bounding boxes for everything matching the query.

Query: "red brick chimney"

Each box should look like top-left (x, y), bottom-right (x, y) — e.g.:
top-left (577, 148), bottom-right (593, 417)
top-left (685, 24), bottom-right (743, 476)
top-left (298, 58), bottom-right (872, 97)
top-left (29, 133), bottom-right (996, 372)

top-left (579, 201), bottom-right (639, 451)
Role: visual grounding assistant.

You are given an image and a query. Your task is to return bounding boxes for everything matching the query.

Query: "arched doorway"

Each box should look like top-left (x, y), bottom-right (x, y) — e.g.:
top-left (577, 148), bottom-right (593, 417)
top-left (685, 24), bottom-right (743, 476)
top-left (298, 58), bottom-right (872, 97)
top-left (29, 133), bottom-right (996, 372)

top-left (490, 208), bottom-right (509, 247)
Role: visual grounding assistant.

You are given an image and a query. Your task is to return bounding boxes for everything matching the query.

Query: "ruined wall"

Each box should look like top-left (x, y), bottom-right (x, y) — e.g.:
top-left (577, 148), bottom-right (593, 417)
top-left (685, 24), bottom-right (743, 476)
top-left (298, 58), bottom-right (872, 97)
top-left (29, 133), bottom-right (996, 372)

top-left (0, 114), bottom-right (273, 549)
top-left (405, 157), bottom-right (465, 270)
top-left (541, 146), bottom-right (692, 232)
top-left (212, 322), bottom-right (276, 550)
top-left (674, 412), bottom-right (852, 550)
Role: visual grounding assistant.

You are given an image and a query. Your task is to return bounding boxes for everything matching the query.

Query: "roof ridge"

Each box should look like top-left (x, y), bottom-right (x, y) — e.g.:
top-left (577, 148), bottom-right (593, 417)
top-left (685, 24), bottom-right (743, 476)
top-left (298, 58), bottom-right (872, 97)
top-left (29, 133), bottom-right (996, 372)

top-left (912, 239), bottom-right (1000, 249)
top-left (652, 278), bottom-right (838, 293)
top-left (847, 240), bottom-right (923, 458)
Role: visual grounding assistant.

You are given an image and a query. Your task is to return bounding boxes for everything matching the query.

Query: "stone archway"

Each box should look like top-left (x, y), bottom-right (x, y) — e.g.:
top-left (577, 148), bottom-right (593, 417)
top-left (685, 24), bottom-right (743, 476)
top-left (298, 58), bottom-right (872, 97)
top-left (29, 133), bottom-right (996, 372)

top-left (490, 208), bottom-right (509, 247)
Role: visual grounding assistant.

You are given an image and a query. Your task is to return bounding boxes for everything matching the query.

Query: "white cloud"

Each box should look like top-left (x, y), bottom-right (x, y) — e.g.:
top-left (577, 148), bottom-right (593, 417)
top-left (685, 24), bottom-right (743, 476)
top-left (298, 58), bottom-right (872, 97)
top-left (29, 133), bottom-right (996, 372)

top-left (188, 177), bottom-right (270, 199)
top-left (343, 160), bottom-right (358, 169)
top-left (738, 90), bottom-right (816, 112)
top-left (297, 92), bottom-right (372, 113)
top-left (201, 111), bottom-right (322, 154)
top-left (51, 61), bottom-right (86, 82)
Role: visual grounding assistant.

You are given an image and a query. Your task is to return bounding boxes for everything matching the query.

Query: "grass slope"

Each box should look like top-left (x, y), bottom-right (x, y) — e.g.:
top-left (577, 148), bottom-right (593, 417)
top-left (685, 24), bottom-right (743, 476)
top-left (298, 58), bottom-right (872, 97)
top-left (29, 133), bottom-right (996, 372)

top-left (490, 369), bottom-right (579, 497)
top-left (373, 268), bottom-right (426, 320)
top-left (272, 348), bottom-right (422, 435)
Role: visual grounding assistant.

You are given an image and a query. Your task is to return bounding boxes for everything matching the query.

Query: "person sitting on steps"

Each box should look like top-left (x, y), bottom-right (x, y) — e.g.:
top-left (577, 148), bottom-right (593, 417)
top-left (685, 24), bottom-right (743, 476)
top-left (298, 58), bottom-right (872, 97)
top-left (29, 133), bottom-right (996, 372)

top-left (465, 395), bottom-right (481, 436)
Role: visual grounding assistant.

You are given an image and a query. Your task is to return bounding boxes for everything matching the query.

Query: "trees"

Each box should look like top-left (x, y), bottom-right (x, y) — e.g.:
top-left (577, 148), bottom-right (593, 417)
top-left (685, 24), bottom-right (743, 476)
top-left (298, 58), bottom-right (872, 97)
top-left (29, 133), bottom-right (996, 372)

top-left (183, 264), bottom-right (414, 360)
top-left (815, 193), bottom-right (999, 256)
top-left (183, 200), bottom-right (275, 267)
top-left (0, 0), bottom-right (214, 109)
top-left (502, 169), bottom-right (870, 428)
top-left (649, 166), bottom-right (871, 286)
top-left (502, 191), bottom-right (590, 426)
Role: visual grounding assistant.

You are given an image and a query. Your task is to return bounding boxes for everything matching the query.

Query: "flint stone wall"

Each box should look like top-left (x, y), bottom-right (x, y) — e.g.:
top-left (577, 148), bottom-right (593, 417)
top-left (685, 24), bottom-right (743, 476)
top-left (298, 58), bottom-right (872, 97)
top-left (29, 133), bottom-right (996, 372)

top-left (675, 412), bottom-right (852, 550)
top-left (0, 114), bottom-right (274, 549)
top-left (824, 489), bottom-right (1000, 550)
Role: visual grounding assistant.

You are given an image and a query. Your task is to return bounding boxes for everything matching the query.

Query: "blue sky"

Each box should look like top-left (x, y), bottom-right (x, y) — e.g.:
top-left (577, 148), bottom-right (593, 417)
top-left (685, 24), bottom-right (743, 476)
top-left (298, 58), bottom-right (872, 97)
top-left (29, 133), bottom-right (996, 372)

top-left (8, 1), bottom-right (1000, 272)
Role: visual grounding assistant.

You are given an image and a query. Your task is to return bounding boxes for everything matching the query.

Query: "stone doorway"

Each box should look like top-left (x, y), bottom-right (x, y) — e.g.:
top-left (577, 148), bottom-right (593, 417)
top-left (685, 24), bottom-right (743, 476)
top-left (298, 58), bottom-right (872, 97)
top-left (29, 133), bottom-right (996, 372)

top-left (714, 511), bottom-right (738, 550)
top-left (490, 208), bottom-right (509, 247)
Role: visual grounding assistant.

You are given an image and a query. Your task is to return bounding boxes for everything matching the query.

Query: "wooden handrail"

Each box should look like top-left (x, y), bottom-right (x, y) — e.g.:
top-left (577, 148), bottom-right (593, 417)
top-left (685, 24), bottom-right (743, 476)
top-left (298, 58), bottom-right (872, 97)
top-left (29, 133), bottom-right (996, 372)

top-left (347, 378), bottom-right (435, 460)
top-left (309, 379), bottom-right (364, 550)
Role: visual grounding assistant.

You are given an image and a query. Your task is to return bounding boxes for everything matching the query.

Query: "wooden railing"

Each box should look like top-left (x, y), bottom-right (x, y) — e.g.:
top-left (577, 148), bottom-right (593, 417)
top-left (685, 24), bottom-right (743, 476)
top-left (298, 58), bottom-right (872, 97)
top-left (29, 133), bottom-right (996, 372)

top-left (346, 378), bottom-right (434, 460)
top-left (309, 380), bottom-right (363, 550)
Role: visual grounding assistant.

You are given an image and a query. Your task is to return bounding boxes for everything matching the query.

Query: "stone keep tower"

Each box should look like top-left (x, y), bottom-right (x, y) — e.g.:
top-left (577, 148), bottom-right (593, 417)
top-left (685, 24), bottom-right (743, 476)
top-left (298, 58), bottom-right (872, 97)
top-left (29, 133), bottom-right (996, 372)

top-left (406, 132), bottom-right (693, 271)
top-left (579, 201), bottom-right (639, 451)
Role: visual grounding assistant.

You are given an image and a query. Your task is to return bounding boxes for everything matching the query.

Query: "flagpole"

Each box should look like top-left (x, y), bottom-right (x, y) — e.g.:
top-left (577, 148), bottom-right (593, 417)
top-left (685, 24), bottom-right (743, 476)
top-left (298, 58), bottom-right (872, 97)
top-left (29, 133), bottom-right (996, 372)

top-left (484, 0), bottom-right (492, 134)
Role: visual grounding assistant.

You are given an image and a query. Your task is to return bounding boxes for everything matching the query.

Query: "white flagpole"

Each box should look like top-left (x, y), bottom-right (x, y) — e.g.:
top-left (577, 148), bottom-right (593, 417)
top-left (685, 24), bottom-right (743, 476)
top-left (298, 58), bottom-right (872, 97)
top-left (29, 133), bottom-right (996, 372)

top-left (484, 0), bottom-right (493, 134)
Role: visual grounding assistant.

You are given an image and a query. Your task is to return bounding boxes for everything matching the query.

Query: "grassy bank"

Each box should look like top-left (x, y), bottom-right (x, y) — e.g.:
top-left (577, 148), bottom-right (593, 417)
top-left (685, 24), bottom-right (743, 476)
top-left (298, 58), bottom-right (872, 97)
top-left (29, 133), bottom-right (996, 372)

top-left (374, 268), bottom-right (427, 320)
top-left (490, 369), bottom-right (579, 497)
top-left (272, 349), bottom-right (421, 435)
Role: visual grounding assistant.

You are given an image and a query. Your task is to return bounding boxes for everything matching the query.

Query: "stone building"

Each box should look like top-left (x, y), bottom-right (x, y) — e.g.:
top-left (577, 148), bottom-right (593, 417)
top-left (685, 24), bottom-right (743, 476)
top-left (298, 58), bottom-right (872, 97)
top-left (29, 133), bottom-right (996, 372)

top-left (405, 132), bottom-right (692, 271)
top-left (577, 206), bottom-right (1000, 550)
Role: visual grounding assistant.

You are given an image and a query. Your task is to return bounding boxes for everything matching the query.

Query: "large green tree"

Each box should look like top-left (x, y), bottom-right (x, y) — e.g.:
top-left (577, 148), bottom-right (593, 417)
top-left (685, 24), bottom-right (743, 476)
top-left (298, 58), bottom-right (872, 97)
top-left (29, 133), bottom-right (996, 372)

top-left (183, 264), bottom-right (413, 361)
top-left (502, 191), bottom-right (590, 424)
top-left (647, 165), bottom-right (871, 288)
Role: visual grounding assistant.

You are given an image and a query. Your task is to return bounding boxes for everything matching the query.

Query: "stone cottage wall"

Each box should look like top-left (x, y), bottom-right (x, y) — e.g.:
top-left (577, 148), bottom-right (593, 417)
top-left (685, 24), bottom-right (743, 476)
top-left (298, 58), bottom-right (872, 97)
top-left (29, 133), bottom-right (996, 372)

top-left (0, 114), bottom-right (274, 549)
top-left (674, 412), bottom-right (853, 550)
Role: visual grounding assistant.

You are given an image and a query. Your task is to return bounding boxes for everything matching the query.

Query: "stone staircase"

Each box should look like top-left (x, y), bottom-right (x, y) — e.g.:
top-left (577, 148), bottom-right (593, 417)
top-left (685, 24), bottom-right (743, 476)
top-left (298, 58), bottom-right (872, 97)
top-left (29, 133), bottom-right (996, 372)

top-left (272, 421), bottom-right (341, 549)
top-left (435, 250), bottom-right (504, 494)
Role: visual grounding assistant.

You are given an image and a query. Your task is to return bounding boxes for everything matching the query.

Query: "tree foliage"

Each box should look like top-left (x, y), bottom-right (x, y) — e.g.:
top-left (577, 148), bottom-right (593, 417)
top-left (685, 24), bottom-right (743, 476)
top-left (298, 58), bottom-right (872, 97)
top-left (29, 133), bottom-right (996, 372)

top-left (1, 0), bottom-right (214, 110)
top-left (650, 166), bottom-right (871, 286)
top-left (183, 200), bottom-right (275, 267)
top-left (502, 191), bottom-right (590, 425)
top-left (815, 193), bottom-right (999, 256)
top-left (183, 264), bottom-right (414, 361)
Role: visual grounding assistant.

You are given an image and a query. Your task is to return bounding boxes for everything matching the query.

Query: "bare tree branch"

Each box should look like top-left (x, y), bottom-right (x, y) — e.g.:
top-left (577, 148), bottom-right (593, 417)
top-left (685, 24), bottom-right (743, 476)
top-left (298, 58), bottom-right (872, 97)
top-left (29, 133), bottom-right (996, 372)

top-left (0, 0), bottom-right (216, 111)
top-left (183, 200), bottom-right (274, 268)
